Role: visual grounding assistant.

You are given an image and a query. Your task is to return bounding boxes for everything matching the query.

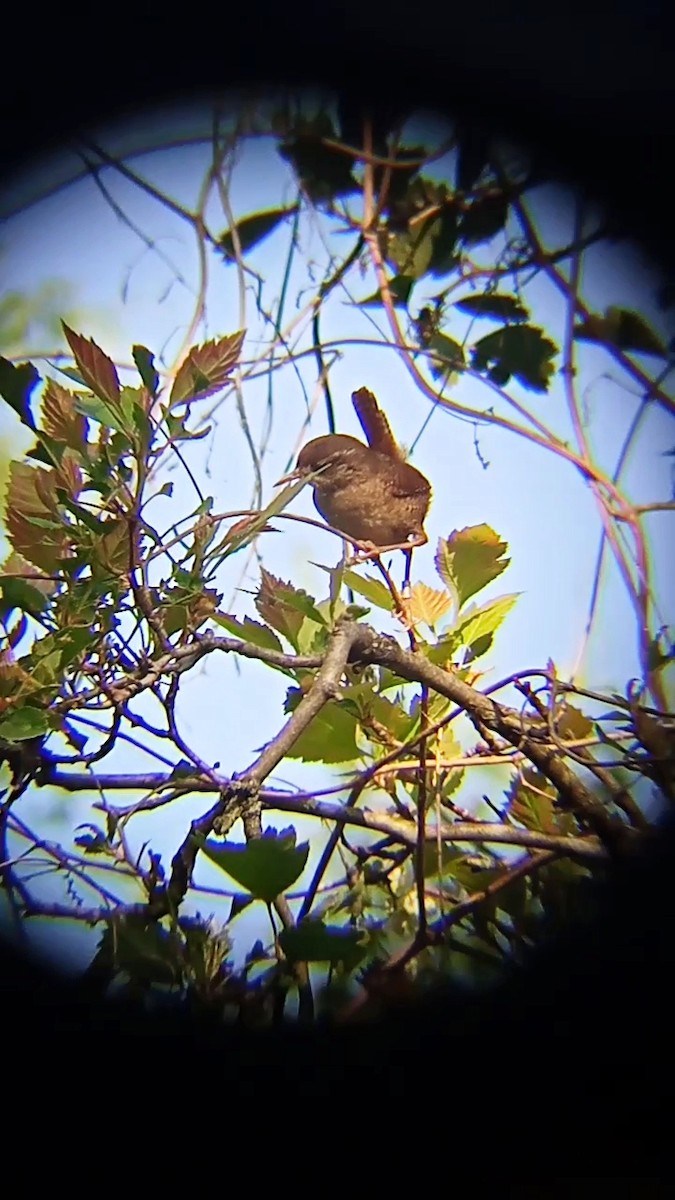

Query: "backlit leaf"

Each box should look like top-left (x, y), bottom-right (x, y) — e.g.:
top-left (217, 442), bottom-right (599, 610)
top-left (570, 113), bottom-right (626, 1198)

top-left (170, 330), bottom-right (245, 405)
top-left (41, 380), bottom-right (88, 449)
top-left (451, 592), bottom-right (520, 656)
top-left (407, 581), bottom-right (452, 629)
top-left (342, 571), bottom-right (395, 612)
top-left (284, 698), bottom-right (360, 763)
top-left (62, 324), bottom-right (121, 407)
top-left (435, 525), bottom-right (510, 609)
top-left (199, 828), bottom-right (309, 902)
top-left (211, 612), bottom-right (284, 655)
top-left (0, 706), bottom-right (51, 741)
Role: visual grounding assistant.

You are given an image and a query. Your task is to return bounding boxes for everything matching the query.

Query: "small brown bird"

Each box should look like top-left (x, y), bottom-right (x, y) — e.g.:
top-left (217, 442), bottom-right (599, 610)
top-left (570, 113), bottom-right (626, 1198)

top-left (277, 388), bottom-right (431, 577)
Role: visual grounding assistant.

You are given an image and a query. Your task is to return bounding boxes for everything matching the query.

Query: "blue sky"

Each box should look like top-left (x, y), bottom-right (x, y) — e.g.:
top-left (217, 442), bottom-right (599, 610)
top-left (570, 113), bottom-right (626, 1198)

top-left (1, 99), bottom-right (673, 972)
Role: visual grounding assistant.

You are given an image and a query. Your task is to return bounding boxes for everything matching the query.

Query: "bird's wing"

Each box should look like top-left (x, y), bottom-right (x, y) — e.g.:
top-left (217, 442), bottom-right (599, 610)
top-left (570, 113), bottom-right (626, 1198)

top-left (352, 387), bottom-right (405, 461)
top-left (389, 459), bottom-right (432, 502)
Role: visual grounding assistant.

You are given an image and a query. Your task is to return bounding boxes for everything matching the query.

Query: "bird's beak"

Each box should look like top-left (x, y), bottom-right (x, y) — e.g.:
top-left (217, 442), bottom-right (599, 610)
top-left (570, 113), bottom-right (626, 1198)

top-left (275, 466), bottom-right (305, 487)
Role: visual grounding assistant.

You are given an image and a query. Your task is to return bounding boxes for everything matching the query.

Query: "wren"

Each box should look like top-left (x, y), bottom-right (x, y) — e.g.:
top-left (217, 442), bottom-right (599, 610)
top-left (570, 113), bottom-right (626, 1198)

top-left (277, 388), bottom-right (431, 570)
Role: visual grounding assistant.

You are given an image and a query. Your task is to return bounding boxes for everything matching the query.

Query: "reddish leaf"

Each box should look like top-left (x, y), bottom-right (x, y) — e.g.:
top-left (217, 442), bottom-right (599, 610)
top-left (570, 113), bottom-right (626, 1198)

top-left (170, 330), bottom-right (245, 405)
top-left (41, 379), bottom-right (88, 449)
top-left (6, 462), bottom-right (70, 571)
top-left (255, 568), bottom-right (315, 650)
top-left (62, 324), bottom-right (121, 407)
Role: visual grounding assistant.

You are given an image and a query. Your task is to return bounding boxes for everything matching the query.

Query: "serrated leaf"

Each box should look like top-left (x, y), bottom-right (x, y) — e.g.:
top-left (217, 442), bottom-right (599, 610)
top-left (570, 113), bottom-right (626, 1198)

top-left (170, 330), bottom-right (245, 405)
top-left (217, 206), bottom-right (299, 260)
top-left (556, 703), bottom-right (594, 741)
top-left (284, 699), bottom-right (360, 763)
top-left (255, 568), bottom-right (320, 649)
top-left (279, 921), bottom-right (366, 970)
top-left (454, 292), bottom-right (529, 322)
top-left (199, 829), bottom-right (309, 903)
top-left (471, 324), bottom-right (558, 392)
top-left (97, 520), bottom-right (131, 576)
top-left (0, 357), bottom-right (39, 429)
top-left (62, 324), bottom-right (121, 407)
top-left (407, 581), bottom-right (452, 629)
top-left (0, 707), bottom-right (51, 741)
top-left (6, 462), bottom-right (69, 571)
top-left (435, 525), bottom-right (510, 609)
top-left (132, 345), bottom-right (159, 396)
top-left (451, 592), bottom-right (519, 655)
top-left (506, 770), bottom-right (557, 833)
top-left (41, 379), bottom-right (88, 449)
top-left (342, 684), bottom-right (414, 743)
top-left (574, 306), bottom-right (667, 358)
top-left (212, 612), bottom-right (284, 654)
top-left (342, 571), bottom-right (395, 612)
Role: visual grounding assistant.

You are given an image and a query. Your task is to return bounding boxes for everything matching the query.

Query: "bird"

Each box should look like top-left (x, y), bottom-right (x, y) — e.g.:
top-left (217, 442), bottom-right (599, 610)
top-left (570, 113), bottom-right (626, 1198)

top-left (276, 387), bottom-right (431, 584)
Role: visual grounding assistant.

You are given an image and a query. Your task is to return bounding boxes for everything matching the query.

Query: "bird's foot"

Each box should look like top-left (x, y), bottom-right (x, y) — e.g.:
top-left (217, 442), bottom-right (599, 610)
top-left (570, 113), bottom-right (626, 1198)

top-left (345, 540), bottom-right (381, 567)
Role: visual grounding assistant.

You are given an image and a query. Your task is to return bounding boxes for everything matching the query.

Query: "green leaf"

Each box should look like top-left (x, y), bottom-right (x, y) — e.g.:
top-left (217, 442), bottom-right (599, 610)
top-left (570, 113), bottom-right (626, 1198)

top-left (471, 324), bottom-right (558, 392)
top-left (255, 568), bottom-right (321, 649)
top-left (0, 357), bottom-right (39, 429)
top-left (506, 770), bottom-right (557, 833)
top-left (342, 571), bottom-right (395, 612)
top-left (556, 703), bottom-right (594, 740)
top-left (386, 213), bottom-right (442, 280)
top-left (72, 391), bottom-right (130, 435)
top-left (454, 292), bottom-right (529, 322)
top-left (279, 921), bottom-right (366, 970)
top-left (132, 345), bottom-right (159, 397)
top-left (217, 206), bottom-right (299, 260)
top-left (211, 612), bottom-right (284, 654)
top-left (450, 592), bottom-right (520, 657)
top-left (284, 698), bottom-right (360, 763)
top-left (574, 307), bottom-right (667, 358)
top-left (357, 274), bottom-right (414, 307)
top-left (428, 332), bottom-right (465, 381)
top-left (0, 554), bottom-right (55, 617)
top-left (459, 191), bottom-right (509, 245)
top-left (435, 526), bottom-right (510, 609)
top-left (0, 707), bottom-right (51, 741)
top-left (199, 828), bottom-right (309, 903)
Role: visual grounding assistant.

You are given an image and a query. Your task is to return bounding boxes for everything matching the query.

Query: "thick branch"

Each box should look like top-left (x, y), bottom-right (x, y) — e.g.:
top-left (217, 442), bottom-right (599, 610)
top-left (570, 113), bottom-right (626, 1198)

top-left (346, 625), bottom-right (633, 850)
